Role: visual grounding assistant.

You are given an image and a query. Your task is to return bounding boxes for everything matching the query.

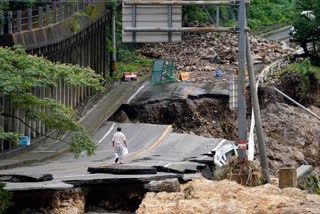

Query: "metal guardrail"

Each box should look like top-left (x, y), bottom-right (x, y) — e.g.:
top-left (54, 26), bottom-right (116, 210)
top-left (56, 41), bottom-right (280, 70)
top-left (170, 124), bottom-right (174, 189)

top-left (229, 47), bottom-right (301, 160)
top-left (247, 48), bottom-right (301, 160)
top-left (0, 0), bottom-right (95, 35)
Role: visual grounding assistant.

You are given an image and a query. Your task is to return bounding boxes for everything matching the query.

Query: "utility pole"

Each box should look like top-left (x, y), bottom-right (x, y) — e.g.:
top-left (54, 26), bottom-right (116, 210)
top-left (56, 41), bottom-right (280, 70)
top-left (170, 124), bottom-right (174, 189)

top-left (237, 0), bottom-right (247, 160)
top-left (246, 33), bottom-right (271, 183)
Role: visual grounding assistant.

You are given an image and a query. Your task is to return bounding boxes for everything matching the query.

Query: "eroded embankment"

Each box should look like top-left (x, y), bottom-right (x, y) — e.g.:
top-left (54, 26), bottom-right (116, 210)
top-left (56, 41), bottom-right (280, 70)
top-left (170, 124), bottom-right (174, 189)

top-left (7, 183), bottom-right (146, 214)
top-left (110, 74), bottom-right (320, 176)
top-left (110, 96), bottom-right (238, 141)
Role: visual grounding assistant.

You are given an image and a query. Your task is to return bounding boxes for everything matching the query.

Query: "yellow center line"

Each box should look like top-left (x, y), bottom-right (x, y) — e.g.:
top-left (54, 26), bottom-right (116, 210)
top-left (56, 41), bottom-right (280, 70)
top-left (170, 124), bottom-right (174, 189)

top-left (184, 81), bottom-right (200, 99)
top-left (96, 125), bottom-right (172, 167)
top-left (55, 125), bottom-right (172, 174)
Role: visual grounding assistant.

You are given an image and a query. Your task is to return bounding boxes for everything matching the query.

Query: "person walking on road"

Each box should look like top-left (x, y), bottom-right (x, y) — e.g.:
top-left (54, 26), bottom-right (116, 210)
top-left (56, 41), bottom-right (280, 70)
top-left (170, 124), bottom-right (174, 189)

top-left (112, 127), bottom-right (127, 164)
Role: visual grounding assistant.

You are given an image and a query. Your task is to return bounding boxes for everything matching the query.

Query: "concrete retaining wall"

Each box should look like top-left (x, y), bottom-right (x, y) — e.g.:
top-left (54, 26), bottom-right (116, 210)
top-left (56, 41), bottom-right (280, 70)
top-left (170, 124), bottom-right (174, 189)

top-left (0, 2), bottom-right (111, 152)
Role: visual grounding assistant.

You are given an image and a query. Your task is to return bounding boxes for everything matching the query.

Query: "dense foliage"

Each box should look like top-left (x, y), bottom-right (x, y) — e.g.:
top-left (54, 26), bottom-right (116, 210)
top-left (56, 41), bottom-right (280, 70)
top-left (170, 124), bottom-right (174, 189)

top-left (290, 0), bottom-right (320, 61)
top-left (0, 0), bottom-right (36, 13)
top-left (0, 183), bottom-right (13, 214)
top-left (182, 0), bottom-right (293, 30)
top-left (0, 46), bottom-right (104, 158)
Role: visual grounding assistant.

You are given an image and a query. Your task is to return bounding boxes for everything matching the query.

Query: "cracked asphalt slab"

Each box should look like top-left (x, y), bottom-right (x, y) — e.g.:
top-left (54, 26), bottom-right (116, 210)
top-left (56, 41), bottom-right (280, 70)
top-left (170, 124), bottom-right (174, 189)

top-left (131, 81), bottom-right (229, 104)
top-left (0, 80), bottom-right (234, 191)
top-left (2, 122), bottom-right (226, 190)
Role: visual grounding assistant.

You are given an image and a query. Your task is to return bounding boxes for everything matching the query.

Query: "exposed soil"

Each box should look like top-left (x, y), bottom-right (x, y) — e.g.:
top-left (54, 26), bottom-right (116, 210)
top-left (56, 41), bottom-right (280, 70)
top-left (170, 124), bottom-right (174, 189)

top-left (111, 96), bottom-right (238, 141)
top-left (112, 71), bottom-right (320, 175)
top-left (133, 27), bottom-right (320, 177)
top-left (136, 178), bottom-right (320, 214)
top-left (259, 73), bottom-right (320, 174)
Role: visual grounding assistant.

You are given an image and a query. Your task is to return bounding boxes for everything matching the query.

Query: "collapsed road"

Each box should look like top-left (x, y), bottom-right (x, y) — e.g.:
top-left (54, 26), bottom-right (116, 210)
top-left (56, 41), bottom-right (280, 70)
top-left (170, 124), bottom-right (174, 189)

top-left (0, 80), bottom-right (236, 213)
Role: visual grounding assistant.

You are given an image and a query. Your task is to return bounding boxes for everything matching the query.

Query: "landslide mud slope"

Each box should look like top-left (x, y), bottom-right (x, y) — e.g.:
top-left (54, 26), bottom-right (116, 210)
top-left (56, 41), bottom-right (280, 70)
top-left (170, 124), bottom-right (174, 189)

top-left (136, 179), bottom-right (320, 214)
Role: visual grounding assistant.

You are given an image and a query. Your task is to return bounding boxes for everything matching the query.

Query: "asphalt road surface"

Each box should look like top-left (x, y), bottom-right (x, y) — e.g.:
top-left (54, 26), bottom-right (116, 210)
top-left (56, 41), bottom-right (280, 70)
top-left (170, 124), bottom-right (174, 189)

top-left (3, 122), bottom-right (225, 190)
top-left (262, 26), bottom-right (291, 42)
top-left (2, 81), bottom-right (234, 190)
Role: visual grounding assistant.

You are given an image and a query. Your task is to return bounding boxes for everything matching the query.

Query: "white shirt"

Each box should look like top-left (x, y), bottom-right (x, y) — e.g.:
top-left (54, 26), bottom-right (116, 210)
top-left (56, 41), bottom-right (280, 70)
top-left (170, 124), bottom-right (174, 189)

top-left (112, 132), bottom-right (126, 146)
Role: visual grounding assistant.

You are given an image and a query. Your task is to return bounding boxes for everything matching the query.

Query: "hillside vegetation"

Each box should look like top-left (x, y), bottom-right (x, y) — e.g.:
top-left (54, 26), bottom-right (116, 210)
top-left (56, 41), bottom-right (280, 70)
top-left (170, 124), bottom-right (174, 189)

top-left (183, 0), bottom-right (293, 30)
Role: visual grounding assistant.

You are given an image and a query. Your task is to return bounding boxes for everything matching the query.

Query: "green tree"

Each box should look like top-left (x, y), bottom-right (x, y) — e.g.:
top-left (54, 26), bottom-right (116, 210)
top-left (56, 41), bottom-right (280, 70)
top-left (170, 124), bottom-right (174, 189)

top-left (290, 0), bottom-right (320, 61)
top-left (0, 183), bottom-right (13, 214)
top-left (182, 0), bottom-right (293, 30)
top-left (0, 46), bottom-right (105, 158)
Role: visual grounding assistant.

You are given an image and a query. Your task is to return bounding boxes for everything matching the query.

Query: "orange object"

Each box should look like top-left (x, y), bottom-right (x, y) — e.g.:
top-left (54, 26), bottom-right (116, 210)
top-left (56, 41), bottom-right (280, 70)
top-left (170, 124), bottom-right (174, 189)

top-left (179, 72), bottom-right (190, 81)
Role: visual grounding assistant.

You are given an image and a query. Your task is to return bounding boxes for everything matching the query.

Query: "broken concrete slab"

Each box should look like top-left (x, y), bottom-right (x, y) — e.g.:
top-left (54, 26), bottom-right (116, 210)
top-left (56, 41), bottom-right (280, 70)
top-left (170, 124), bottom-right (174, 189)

top-left (158, 162), bottom-right (207, 174)
top-left (63, 172), bottom-right (183, 186)
top-left (4, 181), bottom-right (73, 191)
top-left (87, 165), bottom-right (157, 175)
top-left (0, 174), bottom-right (53, 183)
top-left (189, 155), bottom-right (214, 165)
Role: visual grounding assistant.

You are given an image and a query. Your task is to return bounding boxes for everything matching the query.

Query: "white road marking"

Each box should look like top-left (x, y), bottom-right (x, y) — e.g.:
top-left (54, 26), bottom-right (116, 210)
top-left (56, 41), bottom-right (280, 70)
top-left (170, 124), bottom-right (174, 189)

top-left (127, 85), bottom-right (145, 104)
top-left (98, 123), bottom-right (116, 144)
top-left (80, 123), bottom-right (116, 155)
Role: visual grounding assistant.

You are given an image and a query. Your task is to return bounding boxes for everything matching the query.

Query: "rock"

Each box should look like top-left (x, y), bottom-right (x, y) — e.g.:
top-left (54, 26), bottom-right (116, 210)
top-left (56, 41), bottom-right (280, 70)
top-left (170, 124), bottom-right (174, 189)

top-left (264, 56), bottom-right (271, 63)
top-left (136, 179), bottom-right (320, 214)
top-left (144, 178), bottom-right (181, 193)
top-left (138, 31), bottom-right (293, 82)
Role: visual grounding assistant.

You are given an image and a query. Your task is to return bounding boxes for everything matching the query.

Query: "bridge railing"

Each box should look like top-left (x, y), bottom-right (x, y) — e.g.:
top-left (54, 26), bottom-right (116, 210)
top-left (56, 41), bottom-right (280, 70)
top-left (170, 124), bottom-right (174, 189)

top-left (0, 0), bottom-right (94, 35)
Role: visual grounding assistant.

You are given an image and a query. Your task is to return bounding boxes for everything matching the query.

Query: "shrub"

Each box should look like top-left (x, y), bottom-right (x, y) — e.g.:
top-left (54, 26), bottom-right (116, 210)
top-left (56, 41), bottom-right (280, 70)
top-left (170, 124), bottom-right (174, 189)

top-left (0, 183), bottom-right (13, 214)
